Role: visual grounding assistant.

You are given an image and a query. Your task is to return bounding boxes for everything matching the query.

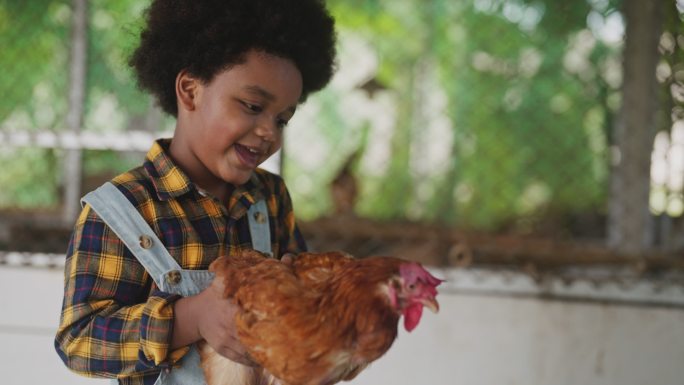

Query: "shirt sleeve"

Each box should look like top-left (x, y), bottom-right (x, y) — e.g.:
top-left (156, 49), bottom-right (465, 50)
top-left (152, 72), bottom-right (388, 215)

top-left (54, 204), bottom-right (190, 378)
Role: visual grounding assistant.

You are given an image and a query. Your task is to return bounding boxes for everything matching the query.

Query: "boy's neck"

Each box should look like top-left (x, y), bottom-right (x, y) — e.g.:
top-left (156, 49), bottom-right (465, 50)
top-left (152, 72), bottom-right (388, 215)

top-left (199, 183), bottom-right (235, 204)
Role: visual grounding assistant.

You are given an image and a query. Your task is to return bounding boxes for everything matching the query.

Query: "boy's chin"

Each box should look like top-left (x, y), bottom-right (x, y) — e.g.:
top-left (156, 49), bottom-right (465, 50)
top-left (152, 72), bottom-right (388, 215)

top-left (224, 171), bottom-right (254, 186)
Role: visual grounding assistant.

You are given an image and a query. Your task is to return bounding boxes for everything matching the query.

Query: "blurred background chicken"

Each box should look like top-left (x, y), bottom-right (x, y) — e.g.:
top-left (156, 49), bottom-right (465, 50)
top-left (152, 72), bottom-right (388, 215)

top-left (199, 250), bottom-right (442, 385)
top-left (329, 149), bottom-right (361, 216)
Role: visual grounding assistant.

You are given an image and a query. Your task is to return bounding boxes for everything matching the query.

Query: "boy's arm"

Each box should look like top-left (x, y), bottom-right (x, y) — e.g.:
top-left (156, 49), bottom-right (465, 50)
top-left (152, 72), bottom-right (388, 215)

top-left (171, 280), bottom-right (256, 366)
top-left (54, 205), bottom-right (189, 378)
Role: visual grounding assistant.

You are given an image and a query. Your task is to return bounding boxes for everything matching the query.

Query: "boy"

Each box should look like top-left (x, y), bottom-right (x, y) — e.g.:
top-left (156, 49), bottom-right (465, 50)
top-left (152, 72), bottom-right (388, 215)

top-left (55, 1), bottom-right (337, 384)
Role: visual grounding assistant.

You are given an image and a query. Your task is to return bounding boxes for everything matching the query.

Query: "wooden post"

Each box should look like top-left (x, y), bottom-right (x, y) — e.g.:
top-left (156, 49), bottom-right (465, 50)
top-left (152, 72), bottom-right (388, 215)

top-left (607, 0), bottom-right (663, 254)
top-left (62, 0), bottom-right (87, 225)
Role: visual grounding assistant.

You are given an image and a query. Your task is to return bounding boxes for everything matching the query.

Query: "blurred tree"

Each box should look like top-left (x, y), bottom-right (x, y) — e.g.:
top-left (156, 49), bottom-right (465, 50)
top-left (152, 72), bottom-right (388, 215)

top-left (323, 0), bottom-right (622, 236)
top-left (3, 0), bottom-right (680, 247)
top-left (0, 0), bottom-right (70, 208)
top-left (0, 0), bottom-right (152, 210)
top-left (443, 0), bottom-right (620, 232)
top-left (84, 0), bottom-right (153, 132)
top-left (607, 0), bottom-right (682, 253)
top-left (0, 0), bottom-right (69, 122)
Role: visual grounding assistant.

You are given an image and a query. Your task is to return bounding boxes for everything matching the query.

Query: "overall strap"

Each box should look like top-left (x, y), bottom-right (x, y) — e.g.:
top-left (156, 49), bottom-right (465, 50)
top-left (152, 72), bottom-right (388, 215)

top-left (247, 199), bottom-right (272, 257)
top-left (81, 182), bottom-right (182, 288)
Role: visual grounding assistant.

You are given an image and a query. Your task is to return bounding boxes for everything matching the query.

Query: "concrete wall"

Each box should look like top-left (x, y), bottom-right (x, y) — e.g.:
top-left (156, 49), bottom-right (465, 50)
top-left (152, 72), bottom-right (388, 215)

top-left (1, 266), bottom-right (683, 385)
top-left (352, 291), bottom-right (684, 385)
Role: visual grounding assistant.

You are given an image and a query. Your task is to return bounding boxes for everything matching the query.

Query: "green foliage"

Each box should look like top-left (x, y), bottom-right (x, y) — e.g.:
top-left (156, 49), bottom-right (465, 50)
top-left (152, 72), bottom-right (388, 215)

top-left (0, 1), bottom-right (70, 209)
top-left (288, 0), bottom-right (623, 234)
top-left (1, 0), bottom-right (631, 237)
top-left (84, 0), bottom-right (151, 131)
top-left (0, 0), bottom-right (155, 210)
top-left (0, 147), bottom-right (61, 208)
top-left (444, 1), bottom-right (614, 229)
top-left (0, 0), bottom-right (70, 124)
top-left (82, 149), bottom-right (142, 176)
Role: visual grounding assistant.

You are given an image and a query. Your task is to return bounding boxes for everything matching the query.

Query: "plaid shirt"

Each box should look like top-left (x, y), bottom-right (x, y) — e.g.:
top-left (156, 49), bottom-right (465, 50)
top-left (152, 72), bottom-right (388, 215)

top-left (55, 139), bottom-right (307, 385)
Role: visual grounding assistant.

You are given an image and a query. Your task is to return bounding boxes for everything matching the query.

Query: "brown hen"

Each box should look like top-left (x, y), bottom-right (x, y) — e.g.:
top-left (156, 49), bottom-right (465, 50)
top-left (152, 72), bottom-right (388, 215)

top-left (198, 249), bottom-right (442, 385)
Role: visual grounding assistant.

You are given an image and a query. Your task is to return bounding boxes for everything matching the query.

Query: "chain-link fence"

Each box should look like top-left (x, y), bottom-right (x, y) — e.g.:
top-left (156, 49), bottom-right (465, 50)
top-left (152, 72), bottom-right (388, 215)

top-left (1, 0), bottom-right (683, 270)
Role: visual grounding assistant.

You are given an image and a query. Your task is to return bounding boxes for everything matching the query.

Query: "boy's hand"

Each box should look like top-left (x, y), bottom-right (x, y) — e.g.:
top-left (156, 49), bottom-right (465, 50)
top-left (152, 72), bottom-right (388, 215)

top-left (172, 252), bottom-right (296, 365)
top-left (172, 280), bottom-right (256, 366)
top-left (280, 252), bottom-right (296, 265)
top-left (196, 280), bottom-right (256, 366)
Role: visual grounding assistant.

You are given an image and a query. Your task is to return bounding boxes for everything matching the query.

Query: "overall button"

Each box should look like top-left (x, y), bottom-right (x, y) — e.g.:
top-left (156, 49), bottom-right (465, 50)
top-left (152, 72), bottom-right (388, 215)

top-left (139, 235), bottom-right (153, 249)
top-left (254, 211), bottom-right (266, 224)
top-left (166, 270), bottom-right (182, 285)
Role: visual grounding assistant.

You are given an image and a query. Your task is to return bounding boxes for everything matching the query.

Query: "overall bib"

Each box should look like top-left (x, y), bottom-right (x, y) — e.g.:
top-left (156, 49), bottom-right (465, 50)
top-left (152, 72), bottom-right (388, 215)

top-left (82, 182), bottom-right (272, 385)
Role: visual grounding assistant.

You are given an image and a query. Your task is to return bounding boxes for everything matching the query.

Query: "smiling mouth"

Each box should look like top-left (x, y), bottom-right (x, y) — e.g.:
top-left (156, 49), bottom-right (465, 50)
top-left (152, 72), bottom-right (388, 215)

top-left (234, 143), bottom-right (262, 168)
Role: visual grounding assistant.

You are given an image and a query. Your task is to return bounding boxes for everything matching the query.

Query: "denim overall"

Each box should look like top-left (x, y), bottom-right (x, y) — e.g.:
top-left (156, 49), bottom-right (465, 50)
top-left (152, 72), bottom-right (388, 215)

top-left (82, 182), bottom-right (272, 385)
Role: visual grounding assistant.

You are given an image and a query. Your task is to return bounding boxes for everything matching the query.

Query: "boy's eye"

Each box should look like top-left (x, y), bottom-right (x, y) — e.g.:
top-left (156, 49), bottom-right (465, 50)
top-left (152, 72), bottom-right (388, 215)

top-left (242, 101), bottom-right (263, 113)
top-left (276, 118), bottom-right (289, 129)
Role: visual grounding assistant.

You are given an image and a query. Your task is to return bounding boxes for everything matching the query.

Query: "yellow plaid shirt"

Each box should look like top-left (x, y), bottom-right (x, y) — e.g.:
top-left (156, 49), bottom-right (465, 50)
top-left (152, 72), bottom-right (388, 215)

top-left (55, 139), bottom-right (306, 384)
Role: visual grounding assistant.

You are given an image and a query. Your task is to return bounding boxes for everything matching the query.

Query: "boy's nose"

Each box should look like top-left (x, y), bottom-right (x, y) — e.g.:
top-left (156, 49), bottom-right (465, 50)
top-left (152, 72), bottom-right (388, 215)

top-left (254, 118), bottom-right (279, 142)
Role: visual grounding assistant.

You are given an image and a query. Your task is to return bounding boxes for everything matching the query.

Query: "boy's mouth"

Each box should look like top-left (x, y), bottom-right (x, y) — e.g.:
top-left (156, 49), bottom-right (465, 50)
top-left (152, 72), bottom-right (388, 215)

top-left (234, 143), bottom-right (262, 168)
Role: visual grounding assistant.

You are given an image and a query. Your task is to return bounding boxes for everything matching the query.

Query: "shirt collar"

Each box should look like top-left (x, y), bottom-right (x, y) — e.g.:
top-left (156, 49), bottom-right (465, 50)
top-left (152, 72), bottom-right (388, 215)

top-left (143, 138), bottom-right (266, 205)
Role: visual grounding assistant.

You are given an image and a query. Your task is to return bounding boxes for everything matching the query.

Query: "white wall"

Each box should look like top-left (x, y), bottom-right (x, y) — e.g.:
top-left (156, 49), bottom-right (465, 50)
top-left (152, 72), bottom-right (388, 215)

top-left (350, 292), bottom-right (684, 385)
top-left (0, 267), bottom-right (107, 385)
top-left (2, 266), bottom-right (683, 385)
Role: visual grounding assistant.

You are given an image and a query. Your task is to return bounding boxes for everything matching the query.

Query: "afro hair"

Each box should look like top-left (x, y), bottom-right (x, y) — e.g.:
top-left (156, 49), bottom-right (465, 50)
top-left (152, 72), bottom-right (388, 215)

top-left (129, 0), bottom-right (337, 117)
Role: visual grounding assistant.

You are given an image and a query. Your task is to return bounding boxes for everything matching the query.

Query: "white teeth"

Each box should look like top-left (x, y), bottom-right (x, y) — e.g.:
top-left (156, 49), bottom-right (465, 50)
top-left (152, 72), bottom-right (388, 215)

top-left (244, 146), bottom-right (259, 154)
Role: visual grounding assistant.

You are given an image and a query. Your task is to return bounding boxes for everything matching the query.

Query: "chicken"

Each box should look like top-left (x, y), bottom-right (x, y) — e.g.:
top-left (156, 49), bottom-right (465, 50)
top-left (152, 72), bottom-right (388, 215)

top-left (330, 150), bottom-right (359, 216)
top-left (198, 249), bottom-right (442, 385)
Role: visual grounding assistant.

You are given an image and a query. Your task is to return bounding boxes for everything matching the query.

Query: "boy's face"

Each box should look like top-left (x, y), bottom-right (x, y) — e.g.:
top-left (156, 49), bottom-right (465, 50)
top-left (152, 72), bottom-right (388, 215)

top-left (172, 50), bottom-right (302, 190)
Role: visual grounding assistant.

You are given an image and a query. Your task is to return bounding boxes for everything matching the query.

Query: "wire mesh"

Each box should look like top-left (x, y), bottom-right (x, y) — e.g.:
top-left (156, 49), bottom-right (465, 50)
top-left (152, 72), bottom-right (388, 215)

top-left (0, 0), bottom-right (683, 260)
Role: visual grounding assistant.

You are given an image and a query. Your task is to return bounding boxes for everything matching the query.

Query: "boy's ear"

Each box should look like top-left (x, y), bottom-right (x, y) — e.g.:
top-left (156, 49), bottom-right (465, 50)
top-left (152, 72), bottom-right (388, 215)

top-left (176, 70), bottom-right (201, 112)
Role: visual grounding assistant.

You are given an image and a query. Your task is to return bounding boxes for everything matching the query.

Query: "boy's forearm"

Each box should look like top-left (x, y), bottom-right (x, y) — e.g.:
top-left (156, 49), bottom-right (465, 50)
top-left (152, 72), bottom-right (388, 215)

top-left (171, 295), bottom-right (203, 349)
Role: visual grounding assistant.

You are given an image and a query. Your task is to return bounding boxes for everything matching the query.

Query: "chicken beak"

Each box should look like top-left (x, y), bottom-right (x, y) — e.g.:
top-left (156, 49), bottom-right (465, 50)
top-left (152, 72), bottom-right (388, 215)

top-left (421, 297), bottom-right (440, 313)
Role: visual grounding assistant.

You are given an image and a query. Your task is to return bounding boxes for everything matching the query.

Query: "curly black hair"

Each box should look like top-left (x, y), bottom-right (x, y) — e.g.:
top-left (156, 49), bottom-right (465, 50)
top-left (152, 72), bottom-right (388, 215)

top-left (129, 0), bottom-right (337, 117)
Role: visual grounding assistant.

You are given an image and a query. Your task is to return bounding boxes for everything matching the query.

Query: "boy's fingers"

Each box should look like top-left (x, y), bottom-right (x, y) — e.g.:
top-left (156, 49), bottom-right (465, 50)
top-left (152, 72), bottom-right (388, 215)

top-left (217, 346), bottom-right (258, 366)
top-left (280, 253), bottom-right (295, 265)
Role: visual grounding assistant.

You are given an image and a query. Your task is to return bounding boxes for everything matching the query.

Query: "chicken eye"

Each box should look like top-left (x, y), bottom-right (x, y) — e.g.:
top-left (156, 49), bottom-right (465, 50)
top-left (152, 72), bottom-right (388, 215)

top-left (408, 283), bottom-right (416, 291)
